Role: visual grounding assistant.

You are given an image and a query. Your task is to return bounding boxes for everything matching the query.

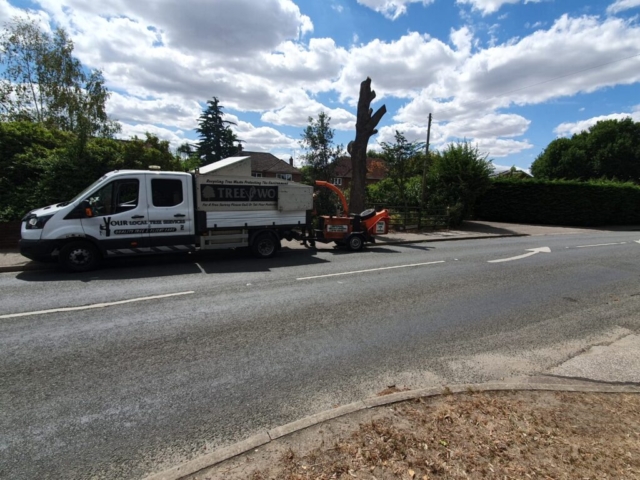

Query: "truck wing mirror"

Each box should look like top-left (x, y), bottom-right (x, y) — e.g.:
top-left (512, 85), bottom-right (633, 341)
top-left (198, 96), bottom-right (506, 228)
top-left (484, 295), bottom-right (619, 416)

top-left (81, 200), bottom-right (94, 218)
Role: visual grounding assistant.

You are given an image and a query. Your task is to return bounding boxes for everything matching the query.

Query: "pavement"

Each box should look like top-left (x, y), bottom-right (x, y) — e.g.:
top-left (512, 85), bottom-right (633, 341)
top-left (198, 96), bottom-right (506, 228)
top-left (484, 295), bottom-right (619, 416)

top-left (4, 220), bottom-right (640, 480)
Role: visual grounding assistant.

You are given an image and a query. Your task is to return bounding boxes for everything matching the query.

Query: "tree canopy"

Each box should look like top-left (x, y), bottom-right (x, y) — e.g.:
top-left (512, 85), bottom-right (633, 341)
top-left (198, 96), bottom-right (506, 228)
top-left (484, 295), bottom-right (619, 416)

top-left (300, 111), bottom-right (343, 181)
top-left (0, 17), bottom-right (119, 137)
top-left (0, 121), bottom-right (182, 221)
top-left (196, 97), bottom-right (240, 165)
top-left (300, 112), bottom-right (343, 215)
top-left (427, 141), bottom-right (493, 224)
top-left (380, 131), bottom-right (424, 210)
top-left (531, 118), bottom-right (640, 182)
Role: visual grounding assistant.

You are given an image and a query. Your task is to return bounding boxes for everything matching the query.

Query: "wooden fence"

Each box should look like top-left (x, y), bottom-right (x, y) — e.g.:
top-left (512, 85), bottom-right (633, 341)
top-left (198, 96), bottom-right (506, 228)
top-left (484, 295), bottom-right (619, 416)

top-left (368, 205), bottom-right (449, 231)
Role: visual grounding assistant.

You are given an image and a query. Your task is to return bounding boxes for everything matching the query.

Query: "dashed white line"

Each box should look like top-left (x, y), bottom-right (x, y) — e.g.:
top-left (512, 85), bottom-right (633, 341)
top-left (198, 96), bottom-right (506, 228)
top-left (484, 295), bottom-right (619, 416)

top-left (0, 291), bottom-right (195, 319)
top-left (297, 261), bottom-right (445, 280)
top-left (575, 242), bottom-right (627, 248)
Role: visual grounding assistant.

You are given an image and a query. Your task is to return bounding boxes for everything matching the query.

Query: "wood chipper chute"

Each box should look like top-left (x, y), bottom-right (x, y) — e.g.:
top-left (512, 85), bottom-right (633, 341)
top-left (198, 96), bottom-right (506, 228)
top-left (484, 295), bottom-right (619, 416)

top-left (311, 180), bottom-right (390, 251)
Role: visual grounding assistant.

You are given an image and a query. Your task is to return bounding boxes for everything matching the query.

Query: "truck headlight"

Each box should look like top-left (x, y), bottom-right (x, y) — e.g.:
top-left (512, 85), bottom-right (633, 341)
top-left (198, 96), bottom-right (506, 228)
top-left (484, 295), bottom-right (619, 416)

top-left (24, 214), bottom-right (53, 230)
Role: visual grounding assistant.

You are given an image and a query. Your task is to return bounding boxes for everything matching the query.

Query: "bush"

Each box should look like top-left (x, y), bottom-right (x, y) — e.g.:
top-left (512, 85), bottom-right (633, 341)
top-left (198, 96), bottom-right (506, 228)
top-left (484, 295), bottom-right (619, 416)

top-left (476, 177), bottom-right (640, 226)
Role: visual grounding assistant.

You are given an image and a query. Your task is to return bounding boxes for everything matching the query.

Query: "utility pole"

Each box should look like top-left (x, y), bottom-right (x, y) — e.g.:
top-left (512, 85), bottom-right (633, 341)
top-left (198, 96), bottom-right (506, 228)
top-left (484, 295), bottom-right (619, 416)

top-left (421, 113), bottom-right (432, 209)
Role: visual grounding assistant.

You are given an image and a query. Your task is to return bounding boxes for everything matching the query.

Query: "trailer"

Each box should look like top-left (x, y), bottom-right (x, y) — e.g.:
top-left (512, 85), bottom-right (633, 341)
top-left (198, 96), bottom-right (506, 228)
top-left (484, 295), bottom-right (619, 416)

top-left (19, 156), bottom-right (389, 271)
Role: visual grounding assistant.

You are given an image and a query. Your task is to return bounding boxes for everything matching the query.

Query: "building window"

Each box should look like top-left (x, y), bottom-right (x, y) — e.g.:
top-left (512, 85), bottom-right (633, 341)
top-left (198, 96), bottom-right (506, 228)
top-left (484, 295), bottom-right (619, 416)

top-left (251, 172), bottom-right (263, 177)
top-left (276, 173), bottom-right (292, 181)
top-left (332, 177), bottom-right (342, 186)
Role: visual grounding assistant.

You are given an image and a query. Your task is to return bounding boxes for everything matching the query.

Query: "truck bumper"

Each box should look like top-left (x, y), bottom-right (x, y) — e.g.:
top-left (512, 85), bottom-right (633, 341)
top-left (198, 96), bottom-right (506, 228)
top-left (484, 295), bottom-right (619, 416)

top-left (19, 239), bottom-right (58, 262)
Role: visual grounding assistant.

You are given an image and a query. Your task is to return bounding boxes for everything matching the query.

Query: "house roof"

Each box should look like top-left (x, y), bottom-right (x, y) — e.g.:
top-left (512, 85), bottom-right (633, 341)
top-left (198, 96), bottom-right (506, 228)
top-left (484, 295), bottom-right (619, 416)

top-left (242, 151), bottom-right (301, 175)
top-left (490, 165), bottom-right (532, 178)
top-left (333, 156), bottom-right (388, 180)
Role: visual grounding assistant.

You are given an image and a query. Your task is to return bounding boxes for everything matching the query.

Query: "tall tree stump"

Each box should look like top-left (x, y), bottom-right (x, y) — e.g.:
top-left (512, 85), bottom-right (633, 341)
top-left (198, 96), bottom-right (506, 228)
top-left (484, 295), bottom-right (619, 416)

top-left (349, 77), bottom-right (386, 214)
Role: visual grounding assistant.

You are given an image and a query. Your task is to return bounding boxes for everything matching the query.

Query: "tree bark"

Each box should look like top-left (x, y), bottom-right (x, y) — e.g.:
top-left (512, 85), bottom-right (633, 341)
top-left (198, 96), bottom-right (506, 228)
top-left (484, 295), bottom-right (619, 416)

top-left (349, 77), bottom-right (386, 214)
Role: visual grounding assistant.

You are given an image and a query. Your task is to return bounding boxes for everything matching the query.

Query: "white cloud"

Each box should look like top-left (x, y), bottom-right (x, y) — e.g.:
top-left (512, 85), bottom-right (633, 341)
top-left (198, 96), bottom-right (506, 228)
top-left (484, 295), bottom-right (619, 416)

top-left (396, 14), bottom-right (640, 124)
top-left (225, 114), bottom-right (299, 152)
top-left (261, 90), bottom-right (356, 130)
top-left (471, 137), bottom-right (533, 157)
top-left (116, 123), bottom-right (189, 149)
top-left (554, 108), bottom-right (640, 136)
top-left (373, 116), bottom-right (533, 158)
top-left (0, 0), bottom-right (51, 30)
top-left (607, 0), bottom-right (640, 14)
top-left (456, 0), bottom-right (520, 15)
top-left (442, 113), bottom-right (530, 138)
top-left (334, 32), bottom-right (461, 103)
top-left (108, 92), bottom-right (202, 131)
top-left (37, 0), bottom-right (313, 55)
top-left (356, 0), bottom-right (434, 20)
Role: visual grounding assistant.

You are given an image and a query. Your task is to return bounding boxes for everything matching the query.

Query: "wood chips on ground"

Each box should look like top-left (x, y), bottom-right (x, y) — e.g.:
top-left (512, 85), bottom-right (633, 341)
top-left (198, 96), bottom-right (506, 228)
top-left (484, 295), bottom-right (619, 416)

top-left (198, 391), bottom-right (640, 480)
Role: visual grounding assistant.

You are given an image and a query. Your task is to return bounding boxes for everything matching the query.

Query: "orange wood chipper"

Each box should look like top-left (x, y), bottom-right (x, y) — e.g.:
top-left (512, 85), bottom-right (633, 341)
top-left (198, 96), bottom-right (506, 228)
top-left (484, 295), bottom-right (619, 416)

top-left (310, 180), bottom-right (390, 251)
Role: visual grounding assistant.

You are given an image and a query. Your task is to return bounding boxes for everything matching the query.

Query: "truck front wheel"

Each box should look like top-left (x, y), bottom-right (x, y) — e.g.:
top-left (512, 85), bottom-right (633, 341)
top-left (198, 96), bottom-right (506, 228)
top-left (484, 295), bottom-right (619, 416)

top-left (59, 241), bottom-right (101, 272)
top-left (251, 233), bottom-right (279, 259)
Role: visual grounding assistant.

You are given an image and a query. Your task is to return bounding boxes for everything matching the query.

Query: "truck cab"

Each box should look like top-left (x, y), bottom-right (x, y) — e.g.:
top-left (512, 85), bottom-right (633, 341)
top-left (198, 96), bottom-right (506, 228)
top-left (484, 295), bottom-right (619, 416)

top-left (20, 170), bottom-right (195, 271)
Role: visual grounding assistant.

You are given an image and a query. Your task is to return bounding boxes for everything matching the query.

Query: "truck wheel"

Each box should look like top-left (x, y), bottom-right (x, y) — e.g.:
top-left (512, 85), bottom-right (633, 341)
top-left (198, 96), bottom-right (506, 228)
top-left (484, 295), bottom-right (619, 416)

top-left (347, 234), bottom-right (364, 251)
top-left (251, 233), bottom-right (278, 259)
top-left (59, 241), bottom-right (101, 272)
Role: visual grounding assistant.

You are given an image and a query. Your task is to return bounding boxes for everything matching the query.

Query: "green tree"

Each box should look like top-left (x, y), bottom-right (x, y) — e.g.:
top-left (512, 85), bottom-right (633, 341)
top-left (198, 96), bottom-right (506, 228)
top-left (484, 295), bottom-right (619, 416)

top-left (427, 141), bottom-right (493, 225)
top-left (300, 112), bottom-right (344, 215)
top-left (531, 118), bottom-right (640, 182)
top-left (196, 97), bottom-right (240, 165)
top-left (380, 131), bottom-right (424, 212)
top-left (0, 121), bottom-right (71, 221)
top-left (0, 17), bottom-right (119, 136)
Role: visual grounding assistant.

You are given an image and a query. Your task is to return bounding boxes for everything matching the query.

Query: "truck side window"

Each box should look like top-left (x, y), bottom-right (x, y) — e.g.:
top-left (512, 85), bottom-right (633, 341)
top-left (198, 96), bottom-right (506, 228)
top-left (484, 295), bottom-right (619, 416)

top-left (152, 179), bottom-right (183, 207)
top-left (114, 180), bottom-right (139, 213)
top-left (86, 179), bottom-right (139, 216)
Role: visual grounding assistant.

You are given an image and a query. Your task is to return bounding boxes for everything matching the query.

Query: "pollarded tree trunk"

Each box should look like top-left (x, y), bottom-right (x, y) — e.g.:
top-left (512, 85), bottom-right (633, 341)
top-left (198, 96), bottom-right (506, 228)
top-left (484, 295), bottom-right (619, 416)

top-left (349, 77), bottom-right (386, 215)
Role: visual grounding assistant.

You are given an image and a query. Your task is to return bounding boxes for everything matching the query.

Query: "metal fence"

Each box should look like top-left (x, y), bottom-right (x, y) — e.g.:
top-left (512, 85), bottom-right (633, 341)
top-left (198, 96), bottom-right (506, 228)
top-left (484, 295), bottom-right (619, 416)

top-left (368, 205), bottom-right (450, 231)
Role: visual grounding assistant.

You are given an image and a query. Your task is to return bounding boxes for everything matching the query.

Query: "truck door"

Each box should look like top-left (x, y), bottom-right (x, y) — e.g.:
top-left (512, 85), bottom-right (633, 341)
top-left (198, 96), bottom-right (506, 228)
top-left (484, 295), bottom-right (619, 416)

top-left (146, 174), bottom-right (195, 251)
top-left (81, 176), bottom-right (150, 254)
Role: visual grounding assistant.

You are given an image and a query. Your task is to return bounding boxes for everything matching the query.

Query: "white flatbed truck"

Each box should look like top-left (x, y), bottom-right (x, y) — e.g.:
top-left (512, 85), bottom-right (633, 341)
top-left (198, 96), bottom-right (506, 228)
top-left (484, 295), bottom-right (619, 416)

top-left (19, 156), bottom-right (314, 271)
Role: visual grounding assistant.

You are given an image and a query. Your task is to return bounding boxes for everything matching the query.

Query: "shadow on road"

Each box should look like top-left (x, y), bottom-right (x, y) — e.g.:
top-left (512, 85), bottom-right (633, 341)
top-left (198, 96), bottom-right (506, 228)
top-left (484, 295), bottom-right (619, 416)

top-left (15, 244), bottom-right (407, 282)
top-left (15, 241), bottom-right (430, 282)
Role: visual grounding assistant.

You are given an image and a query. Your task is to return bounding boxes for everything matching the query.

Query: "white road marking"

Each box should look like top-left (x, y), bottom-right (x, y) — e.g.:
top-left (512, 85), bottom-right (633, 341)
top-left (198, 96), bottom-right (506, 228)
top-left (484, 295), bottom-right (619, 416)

top-left (297, 261), bottom-right (445, 280)
top-left (195, 263), bottom-right (206, 274)
top-left (575, 242), bottom-right (627, 248)
top-left (0, 291), bottom-right (195, 319)
top-left (488, 247), bottom-right (551, 263)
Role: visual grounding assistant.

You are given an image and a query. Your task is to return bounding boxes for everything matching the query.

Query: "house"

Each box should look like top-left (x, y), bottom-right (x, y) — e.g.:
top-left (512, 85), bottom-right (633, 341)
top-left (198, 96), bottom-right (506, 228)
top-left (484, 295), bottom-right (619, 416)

top-left (241, 150), bottom-right (303, 182)
top-left (490, 165), bottom-right (533, 179)
top-left (330, 156), bottom-right (388, 190)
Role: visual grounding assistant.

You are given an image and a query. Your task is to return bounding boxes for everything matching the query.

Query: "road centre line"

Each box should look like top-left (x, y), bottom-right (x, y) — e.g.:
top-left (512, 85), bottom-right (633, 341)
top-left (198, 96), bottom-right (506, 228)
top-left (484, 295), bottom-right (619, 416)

top-left (297, 261), bottom-right (445, 280)
top-left (574, 242), bottom-right (627, 248)
top-left (0, 291), bottom-right (195, 320)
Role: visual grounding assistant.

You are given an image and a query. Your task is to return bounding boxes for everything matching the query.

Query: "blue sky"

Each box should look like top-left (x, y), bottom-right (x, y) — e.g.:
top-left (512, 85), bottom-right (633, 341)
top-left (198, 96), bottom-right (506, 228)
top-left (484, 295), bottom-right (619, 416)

top-left (2, 0), bottom-right (640, 172)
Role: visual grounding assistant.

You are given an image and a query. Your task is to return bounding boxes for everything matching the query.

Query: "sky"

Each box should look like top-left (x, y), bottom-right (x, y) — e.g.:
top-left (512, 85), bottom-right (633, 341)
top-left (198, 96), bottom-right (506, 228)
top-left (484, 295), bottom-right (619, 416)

top-left (2, 0), bottom-right (640, 172)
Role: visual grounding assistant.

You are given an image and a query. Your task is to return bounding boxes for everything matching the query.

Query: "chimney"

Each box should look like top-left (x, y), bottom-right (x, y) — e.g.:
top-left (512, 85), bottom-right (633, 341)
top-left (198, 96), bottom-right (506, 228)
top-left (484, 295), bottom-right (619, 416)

top-left (289, 156), bottom-right (293, 166)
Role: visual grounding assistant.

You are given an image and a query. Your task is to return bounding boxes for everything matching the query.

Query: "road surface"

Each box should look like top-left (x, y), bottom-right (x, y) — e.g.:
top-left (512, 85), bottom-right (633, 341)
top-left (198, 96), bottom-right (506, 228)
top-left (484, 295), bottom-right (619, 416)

top-left (1, 231), bottom-right (639, 479)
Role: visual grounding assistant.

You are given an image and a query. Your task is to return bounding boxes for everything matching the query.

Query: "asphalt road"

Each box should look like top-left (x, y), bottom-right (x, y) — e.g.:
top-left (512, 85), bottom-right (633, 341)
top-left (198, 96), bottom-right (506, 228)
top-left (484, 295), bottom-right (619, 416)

top-left (1, 232), bottom-right (640, 479)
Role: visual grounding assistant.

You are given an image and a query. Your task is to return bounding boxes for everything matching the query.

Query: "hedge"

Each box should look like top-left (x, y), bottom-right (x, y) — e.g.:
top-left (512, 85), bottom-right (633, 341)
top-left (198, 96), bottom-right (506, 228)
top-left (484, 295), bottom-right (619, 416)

top-left (475, 178), bottom-right (640, 226)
